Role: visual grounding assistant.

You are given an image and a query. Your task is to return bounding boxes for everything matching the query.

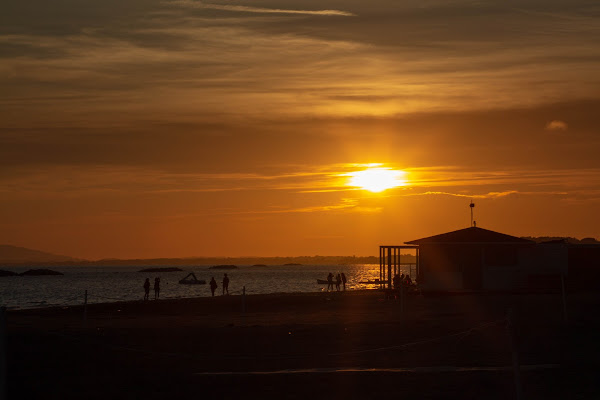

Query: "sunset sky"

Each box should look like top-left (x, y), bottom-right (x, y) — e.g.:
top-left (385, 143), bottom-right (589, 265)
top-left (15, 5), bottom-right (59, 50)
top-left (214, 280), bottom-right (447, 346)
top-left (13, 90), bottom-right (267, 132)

top-left (2, 0), bottom-right (599, 259)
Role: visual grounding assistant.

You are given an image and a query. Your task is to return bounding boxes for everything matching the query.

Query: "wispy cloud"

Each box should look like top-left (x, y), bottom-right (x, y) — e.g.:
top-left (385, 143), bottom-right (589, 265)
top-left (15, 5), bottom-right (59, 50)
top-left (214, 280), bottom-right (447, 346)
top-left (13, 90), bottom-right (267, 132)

top-left (168, 1), bottom-right (355, 16)
top-left (3, 164), bottom-right (600, 197)
top-left (415, 190), bottom-right (520, 199)
top-left (545, 120), bottom-right (568, 131)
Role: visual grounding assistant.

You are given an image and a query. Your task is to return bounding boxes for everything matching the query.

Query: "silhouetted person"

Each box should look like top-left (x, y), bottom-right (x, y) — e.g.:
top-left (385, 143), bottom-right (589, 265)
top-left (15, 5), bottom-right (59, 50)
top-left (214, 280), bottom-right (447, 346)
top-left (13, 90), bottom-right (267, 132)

top-left (405, 275), bottom-right (412, 286)
top-left (154, 277), bottom-right (160, 300)
top-left (143, 278), bottom-right (150, 301)
top-left (222, 273), bottom-right (229, 295)
top-left (341, 273), bottom-right (347, 291)
top-left (327, 272), bottom-right (334, 291)
top-left (335, 273), bottom-right (342, 291)
top-left (210, 277), bottom-right (218, 297)
top-left (393, 273), bottom-right (401, 289)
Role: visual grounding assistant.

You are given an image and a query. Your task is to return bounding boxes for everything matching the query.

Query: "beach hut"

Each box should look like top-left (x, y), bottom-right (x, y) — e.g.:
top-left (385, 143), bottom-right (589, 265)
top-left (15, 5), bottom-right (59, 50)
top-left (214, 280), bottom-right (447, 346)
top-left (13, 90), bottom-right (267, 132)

top-left (566, 242), bottom-right (600, 291)
top-left (404, 226), bottom-right (544, 292)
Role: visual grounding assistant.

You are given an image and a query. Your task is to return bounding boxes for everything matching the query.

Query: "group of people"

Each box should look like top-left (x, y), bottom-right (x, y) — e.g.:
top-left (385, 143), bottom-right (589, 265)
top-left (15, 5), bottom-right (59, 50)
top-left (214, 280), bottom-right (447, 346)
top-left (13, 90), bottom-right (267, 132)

top-left (209, 273), bottom-right (230, 297)
top-left (143, 273), bottom-right (231, 300)
top-left (326, 272), bottom-right (347, 291)
top-left (392, 273), bottom-right (412, 290)
top-left (143, 277), bottom-right (160, 300)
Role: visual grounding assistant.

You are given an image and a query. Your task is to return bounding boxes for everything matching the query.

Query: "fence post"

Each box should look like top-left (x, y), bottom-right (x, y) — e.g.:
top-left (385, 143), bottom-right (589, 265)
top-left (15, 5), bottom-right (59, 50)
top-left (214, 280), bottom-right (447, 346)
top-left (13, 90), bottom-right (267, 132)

top-left (242, 286), bottom-right (246, 314)
top-left (83, 290), bottom-right (88, 326)
top-left (0, 307), bottom-right (6, 400)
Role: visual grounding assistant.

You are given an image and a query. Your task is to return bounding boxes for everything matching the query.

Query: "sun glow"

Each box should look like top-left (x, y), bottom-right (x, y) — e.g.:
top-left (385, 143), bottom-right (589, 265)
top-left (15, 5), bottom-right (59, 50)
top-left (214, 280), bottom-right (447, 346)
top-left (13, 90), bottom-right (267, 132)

top-left (346, 166), bottom-right (407, 192)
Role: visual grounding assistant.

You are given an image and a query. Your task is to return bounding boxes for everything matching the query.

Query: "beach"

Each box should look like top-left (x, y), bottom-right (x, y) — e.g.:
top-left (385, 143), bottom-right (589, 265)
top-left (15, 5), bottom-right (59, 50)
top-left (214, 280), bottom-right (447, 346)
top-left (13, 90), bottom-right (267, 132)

top-left (5, 289), bottom-right (600, 399)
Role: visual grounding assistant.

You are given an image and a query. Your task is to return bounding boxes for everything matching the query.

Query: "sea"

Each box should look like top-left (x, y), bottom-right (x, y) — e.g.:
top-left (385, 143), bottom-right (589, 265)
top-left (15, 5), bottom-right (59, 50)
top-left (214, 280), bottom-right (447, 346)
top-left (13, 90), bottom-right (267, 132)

top-left (0, 264), bottom-right (416, 310)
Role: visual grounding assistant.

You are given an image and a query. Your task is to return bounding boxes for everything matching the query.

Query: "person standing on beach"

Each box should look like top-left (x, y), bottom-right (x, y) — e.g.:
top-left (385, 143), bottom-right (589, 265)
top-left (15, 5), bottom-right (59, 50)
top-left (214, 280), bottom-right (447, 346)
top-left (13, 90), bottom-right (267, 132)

top-left (210, 277), bottom-right (217, 297)
top-left (327, 272), bottom-right (334, 291)
top-left (335, 273), bottom-right (342, 291)
top-left (143, 278), bottom-right (150, 301)
top-left (154, 277), bottom-right (160, 300)
top-left (393, 273), bottom-right (401, 290)
top-left (341, 273), bottom-right (347, 291)
top-left (222, 273), bottom-right (229, 295)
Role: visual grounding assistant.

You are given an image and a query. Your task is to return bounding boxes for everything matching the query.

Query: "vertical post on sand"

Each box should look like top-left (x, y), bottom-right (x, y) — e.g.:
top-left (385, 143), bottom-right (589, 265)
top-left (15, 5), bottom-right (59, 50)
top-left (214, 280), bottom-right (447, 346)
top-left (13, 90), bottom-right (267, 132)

top-left (0, 307), bottom-right (7, 400)
top-left (242, 286), bottom-right (246, 314)
top-left (83, 290), bottom-right (88, 326)
top-left (507, 309), bottom-right (523, 400)
top-left (561, 274), bottom-right (568, 323)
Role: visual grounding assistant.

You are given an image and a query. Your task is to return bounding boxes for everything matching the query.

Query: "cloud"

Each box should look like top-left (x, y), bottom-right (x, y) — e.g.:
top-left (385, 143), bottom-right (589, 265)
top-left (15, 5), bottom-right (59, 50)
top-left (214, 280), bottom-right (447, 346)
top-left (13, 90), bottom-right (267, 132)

top-left (545, 120), bottom-right (568, 131)
top-left (167, 1), bottom-right (356, 16)
top-left (415, 190), bottom-right (519, 199)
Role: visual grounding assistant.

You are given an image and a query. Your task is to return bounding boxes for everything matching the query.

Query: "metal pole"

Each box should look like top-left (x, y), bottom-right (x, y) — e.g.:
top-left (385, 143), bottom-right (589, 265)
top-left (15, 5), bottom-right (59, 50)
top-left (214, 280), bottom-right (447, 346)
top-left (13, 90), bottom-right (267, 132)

top-left (0, 307), bottom-right (6, 400)
top-left (470, 201), bottom-right (475, 227)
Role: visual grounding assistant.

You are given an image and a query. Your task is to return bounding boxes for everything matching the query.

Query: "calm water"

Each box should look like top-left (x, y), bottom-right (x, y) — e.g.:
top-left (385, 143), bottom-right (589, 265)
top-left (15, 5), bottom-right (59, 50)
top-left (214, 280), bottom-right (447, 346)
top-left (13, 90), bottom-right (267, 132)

top-left (0, 264), bottom-right (415, 310)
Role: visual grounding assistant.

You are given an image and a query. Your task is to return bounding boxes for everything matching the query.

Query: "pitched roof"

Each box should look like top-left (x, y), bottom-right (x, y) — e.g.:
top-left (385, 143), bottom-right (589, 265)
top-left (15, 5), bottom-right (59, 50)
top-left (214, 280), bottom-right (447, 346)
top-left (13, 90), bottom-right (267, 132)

top-left (405, 227), bottom-right (534, 245)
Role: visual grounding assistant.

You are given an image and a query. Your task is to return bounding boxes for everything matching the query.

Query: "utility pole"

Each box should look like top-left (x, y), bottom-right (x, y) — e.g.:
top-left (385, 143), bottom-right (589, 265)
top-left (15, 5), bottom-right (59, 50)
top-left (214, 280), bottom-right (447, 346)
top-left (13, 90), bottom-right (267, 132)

top-left (470, 201), bottom-right (475, 227)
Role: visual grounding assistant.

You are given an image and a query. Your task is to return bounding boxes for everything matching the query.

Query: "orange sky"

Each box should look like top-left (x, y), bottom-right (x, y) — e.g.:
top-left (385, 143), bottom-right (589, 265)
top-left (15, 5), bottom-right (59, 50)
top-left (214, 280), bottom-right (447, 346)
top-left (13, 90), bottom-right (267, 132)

top-left (1, 0), bottom-right (599, 259)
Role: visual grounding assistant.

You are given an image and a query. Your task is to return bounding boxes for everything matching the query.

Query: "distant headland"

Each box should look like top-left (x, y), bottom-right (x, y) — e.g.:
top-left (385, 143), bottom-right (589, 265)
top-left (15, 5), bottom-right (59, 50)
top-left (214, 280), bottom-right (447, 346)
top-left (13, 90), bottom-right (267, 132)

top-left (2, 237), bottom-right (598, 267)
top-left (0, 247), bottom-right (384, 267)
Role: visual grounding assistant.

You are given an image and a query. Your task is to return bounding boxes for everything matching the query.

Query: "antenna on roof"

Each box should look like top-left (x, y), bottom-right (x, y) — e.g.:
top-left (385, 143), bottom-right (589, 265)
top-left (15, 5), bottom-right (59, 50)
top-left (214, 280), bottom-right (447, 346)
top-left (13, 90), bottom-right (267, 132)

top-left (470, 201), bottom-right (475, 227)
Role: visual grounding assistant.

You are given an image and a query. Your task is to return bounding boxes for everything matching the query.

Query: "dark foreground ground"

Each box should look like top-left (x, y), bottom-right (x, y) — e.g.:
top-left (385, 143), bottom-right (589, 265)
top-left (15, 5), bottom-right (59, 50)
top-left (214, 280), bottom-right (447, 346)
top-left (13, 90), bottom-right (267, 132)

top-left (5, 290), bottom-right (600, 399)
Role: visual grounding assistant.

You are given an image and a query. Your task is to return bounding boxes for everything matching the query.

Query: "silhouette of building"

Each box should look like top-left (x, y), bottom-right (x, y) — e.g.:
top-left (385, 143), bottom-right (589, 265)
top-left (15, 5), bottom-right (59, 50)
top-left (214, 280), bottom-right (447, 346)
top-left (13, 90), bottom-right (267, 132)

top-left (566, 242), bottom-right (600, 291)
top-left (389, 226), bottom-right (569, 292)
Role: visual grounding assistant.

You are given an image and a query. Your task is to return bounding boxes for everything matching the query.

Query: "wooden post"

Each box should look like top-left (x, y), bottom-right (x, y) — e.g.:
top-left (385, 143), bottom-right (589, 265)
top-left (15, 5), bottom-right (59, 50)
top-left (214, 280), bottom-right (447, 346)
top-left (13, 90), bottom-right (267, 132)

top-left (416, 247), bottom-right (420, 284)
top-left (561, 274), bottom-right (568, 323)
top-left (387, 247), bottom-right (392, 289)
top-left (0, 307), bottom-right (6, 400)
top-left (83, 290), bottom-right (88, 325)
top-left (379, 247), bottom-right (383, 289)
top-left (242, 286), bottom-right (246, 314)
top-left (507, 309), bottom-right (523, 400)
top-left (394, 248), bottom-right (397, 278)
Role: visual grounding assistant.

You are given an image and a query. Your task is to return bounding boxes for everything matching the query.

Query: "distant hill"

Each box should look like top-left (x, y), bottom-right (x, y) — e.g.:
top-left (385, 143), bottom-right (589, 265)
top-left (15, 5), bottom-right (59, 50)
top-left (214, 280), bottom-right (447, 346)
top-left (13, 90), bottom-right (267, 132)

top-left (521, 236), bottom-right (600, 244)
top-left (0, 245), bottom-right (77, 264)
top-left (80, 255), bottom-right (387, 266)
top-left (0, 248), bottom-right (410, 267)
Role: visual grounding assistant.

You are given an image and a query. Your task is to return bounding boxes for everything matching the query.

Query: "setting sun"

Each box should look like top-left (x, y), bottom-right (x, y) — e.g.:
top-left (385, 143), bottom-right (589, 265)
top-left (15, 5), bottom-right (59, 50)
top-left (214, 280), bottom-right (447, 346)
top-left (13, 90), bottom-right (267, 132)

top-left (346, 167), bottom-right (407, 192)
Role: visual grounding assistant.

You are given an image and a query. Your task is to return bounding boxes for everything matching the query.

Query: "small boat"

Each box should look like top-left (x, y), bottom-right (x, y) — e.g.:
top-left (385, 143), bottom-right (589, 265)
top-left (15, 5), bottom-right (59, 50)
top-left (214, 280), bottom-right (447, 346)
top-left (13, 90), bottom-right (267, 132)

top-left (179, 273), bottom-right (206, 285)
top-left (358, 279), bottom-right (383, 284)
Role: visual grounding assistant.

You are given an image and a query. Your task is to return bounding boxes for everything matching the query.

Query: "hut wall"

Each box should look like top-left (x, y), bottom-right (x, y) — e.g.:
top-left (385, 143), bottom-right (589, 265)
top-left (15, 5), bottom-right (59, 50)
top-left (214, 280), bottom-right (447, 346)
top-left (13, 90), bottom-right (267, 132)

top-left (567, 245), bottom-right (600, 291)
top-left (482, 246), bottom-right (533, 290)
top-left (418, 244), bottom-right (481, 291)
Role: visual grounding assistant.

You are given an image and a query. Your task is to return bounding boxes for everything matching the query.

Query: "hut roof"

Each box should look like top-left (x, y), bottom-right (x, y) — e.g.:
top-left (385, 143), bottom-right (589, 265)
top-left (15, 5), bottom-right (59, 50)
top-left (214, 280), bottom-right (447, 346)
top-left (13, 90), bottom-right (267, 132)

top-left (405, 226), bottom-right (534, 245)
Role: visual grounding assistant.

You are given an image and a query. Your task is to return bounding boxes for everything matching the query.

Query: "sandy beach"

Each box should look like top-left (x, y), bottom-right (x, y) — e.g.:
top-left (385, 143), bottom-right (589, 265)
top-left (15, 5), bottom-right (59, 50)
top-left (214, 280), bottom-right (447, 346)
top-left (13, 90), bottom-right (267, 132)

top-left (5, 289), bottom-right (600, 399)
